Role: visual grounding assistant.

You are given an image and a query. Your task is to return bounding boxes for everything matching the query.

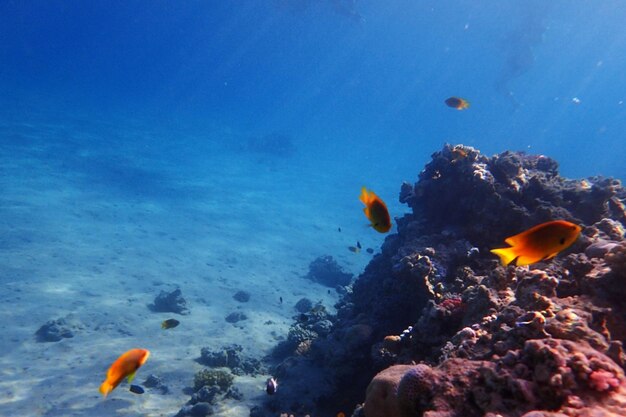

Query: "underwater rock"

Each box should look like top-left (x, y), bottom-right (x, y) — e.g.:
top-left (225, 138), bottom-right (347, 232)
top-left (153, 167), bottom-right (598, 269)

top-left (305, 255), bottom-right (353, 287)
top-left (35, 316), bottom-right (82, 342)
top-left (174, 402), bottom-right (215, 417)
top-left (142, 374), bottom-right (169, 394)
top-left (225, 311), bottom-right (248, 323)
top-left (148, 288), bottom-right (189, 315)
top-left (198, 344), bottom-right (263, 376)
top-left (190, 386), bottom-right (221, 405)
top-left (233, 290), bottom-right (251, 303)
top-left (294, 297), bottom-right (313, 313)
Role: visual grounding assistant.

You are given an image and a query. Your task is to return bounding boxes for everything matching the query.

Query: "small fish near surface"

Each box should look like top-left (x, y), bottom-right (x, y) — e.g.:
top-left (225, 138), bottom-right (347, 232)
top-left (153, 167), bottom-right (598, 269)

top-left (129, 384), bottom-right (145, 394)
top-left (266, 377), bottom-right (278, 395)
top-left (161, 318), bottom-right (180, 329)
top-left (359, 187), bottom-right (392, 233)
top-left (490, 220), bottom-right (582, 266)
top-left (444, 96), bottom-right (470, 110)
top-left (100, 348), bottom-right (150, 396)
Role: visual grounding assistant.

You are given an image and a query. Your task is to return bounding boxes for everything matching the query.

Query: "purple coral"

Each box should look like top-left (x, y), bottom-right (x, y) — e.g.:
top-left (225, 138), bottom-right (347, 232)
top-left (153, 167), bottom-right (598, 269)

top-left (397, 365), bottom-right (436, 415)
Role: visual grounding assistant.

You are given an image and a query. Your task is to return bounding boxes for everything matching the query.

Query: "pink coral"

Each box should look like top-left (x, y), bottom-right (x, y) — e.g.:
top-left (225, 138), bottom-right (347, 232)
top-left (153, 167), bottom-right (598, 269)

top-left (439, 297), bottom-right (465, 314)
top-left (588, 370), bottom-right (621, 392)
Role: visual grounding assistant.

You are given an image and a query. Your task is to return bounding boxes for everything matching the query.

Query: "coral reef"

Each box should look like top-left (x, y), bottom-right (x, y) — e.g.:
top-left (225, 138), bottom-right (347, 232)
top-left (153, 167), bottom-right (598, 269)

top-left (225, 311), bottom-right (248, 323)
top-left (198, 344), bottom-right (264, 376)
top-left (305, 255), bottom-right (353, 287)
top-left (142, 374), bottom-right (170, 394)
top-left (148, 288), bottom-right (189, 315)
top-left (35, 316), bottom-right (82, 342)
top-left (175, 368), bottom-right (242, 416)
top-left (193, 368), bottom-right (234, 392)
top-left (259, 145), bottom-right (626, 417)
top-left (233, 290), bottom-right (251, 303)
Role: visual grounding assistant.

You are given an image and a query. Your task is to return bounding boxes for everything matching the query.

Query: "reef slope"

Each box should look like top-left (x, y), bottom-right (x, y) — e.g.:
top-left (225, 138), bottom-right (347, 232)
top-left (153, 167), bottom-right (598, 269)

top-left (263, 145), bottom-right (626, 417)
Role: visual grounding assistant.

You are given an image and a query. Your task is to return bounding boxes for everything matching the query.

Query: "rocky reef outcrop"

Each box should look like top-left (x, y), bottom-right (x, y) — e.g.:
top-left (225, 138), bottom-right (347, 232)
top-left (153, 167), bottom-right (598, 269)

top-left (149, 288), bottom-right (190, 315)
top-left (261, 145), bottom-right (626, 417)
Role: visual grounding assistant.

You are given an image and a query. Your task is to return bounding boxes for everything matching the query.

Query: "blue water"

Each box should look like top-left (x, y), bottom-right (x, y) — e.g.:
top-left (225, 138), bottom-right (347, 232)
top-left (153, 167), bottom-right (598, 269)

top-left (1, 1), bottom-right (626, 416)
top-left (3, 1), bottom-right (626, 180)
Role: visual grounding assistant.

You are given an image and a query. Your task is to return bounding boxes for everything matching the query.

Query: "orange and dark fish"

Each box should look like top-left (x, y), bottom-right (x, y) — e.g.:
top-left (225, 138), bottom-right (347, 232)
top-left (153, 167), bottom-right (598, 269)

top-left (348, 241), bottom-right (362, 253)
top-left (161, 318), bottom-right (180, 329)
top-left (445, 96), bottom-right (470, 110)
top-left (490, 220), bottom-right (582, 266)
top-left (266, 377), bottom-right (278, 395)
top-left (451, 145), bottom-right (468, 162)
top-left (360, 187), bottom-right (392, 233)
top-left (99, 348), bottom-right (150, 396)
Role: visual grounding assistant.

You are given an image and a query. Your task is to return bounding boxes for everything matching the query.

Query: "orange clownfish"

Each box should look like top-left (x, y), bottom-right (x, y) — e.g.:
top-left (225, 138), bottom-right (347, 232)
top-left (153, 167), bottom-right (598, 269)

top-left (490, 220), bottom-right (582, 266)
top-left (359, 187), bottom-right (392, 233)
top-left (99, 348), bottom-right (150, 396)
top-left (445, 96), bottom-right (470, 110)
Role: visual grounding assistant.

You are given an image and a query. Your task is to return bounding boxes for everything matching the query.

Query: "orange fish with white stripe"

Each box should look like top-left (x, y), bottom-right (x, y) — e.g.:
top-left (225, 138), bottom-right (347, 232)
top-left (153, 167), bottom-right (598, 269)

top-left (99, 348), bottom-right (150, 396)
top-left (360, 187), bottom-right (392, 233)
top-left (490, 220), bottom-right (582, 266)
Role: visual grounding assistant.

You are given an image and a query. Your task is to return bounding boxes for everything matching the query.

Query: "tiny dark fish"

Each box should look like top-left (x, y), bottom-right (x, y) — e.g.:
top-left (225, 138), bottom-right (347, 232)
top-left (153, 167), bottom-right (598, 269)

top-left (444, 96), bottom-right (470, 110)
top-left (266, 377), bottom-right (278, 395)
top-left (129, 384), bottom-right (145, 394)
top-left (338, 227), bottom-right (342, 232)
top-left (161, 319), bottom-right (180, 329)
top-left (279, 296), bottom-right (283, 304)
top-left (366, 248), bottom-right (374, 254)
top-left (348, 246), bottom-right (360, 253)
top-left (357, 241), bottom-right (362, 249)
top-left (328, 289), bottom-right (331, 294)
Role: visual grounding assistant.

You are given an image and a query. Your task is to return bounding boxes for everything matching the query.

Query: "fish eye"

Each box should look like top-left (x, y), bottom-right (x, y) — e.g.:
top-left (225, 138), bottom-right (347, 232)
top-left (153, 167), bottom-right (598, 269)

top-left (559, 237), bottom-right (566, 245)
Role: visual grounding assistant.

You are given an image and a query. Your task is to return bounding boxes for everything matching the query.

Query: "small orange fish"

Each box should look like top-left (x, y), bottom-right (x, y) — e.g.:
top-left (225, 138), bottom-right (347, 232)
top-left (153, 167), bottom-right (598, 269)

top-left (337, 413), bottom-right (346, 417)
top-left (100, 348), bottom-right (150, 396)
top-left (451, 146), bottom-right (468, 161)
top-left (491, 220), bottom-right (582, 266)
top-left (445, 96), bottom-right (470, 110)
top-left (360, 187), bottom-right (392, 233)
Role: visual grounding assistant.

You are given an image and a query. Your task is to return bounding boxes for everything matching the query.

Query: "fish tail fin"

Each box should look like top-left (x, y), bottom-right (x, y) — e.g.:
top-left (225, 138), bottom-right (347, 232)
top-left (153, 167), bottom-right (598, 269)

top-left (99, 382), bottom-right (113, 396)
top-left (359, 187), bottom-right (369, 205)
top-left (161, 322), bottom-right (167, 329)
top-left (490, 248), bottom-right (518, 266)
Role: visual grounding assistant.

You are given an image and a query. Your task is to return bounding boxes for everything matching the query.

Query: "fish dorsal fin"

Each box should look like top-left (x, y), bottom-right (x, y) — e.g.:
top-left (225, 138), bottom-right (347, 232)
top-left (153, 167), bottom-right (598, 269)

top-left (127, 371), bottom-right (137, 384)
top-left (504, 231), bottom-right (527, 247)
top-left (359, 187), bottom-right (370, 205)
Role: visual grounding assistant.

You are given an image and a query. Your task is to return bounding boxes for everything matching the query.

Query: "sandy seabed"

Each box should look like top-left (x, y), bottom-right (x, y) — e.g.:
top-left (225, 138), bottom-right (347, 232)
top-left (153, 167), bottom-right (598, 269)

top-left (0, 114), bottom-right (398, 417)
